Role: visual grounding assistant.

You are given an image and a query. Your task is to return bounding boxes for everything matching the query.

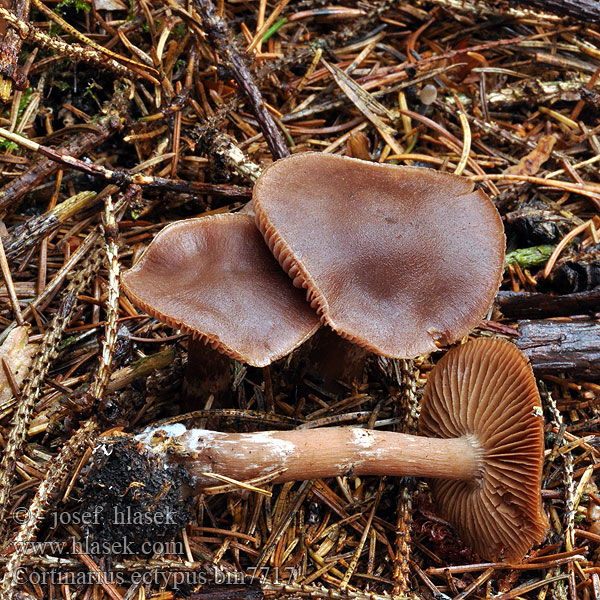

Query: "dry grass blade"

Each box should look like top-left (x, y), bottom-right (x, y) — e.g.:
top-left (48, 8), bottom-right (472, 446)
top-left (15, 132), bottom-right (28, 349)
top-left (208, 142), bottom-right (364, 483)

top-left (454, 113), bottom-right (471, 176)
top-left (255, 479), bottom-right (313, 568)
top-left (89, 196), bottom-right (120, 400)
top-left (0, 328), bottom-right (34, 407)
top-left (340, 478), bottom-right (385, 590)
top-left (0, 236), bottom-right (24, 326)
top-left (322, 59), bottom-right (403, 155)
top-left (0, 420), bottom-right (97, 597)
top-left (201, 467), bottom-right (287, 495)
top-left (0, 239), bottom-right (102, 529)
top-left (201, 471), bottom-right (275, 496)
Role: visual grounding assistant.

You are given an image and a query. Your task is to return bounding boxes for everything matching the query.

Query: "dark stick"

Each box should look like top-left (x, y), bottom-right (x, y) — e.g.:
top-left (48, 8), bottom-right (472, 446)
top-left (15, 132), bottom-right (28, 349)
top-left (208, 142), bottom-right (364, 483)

top-left (516, 319), bottom-right (600, 380)
top-left (0, 88), bottom-right (130, 212)
top-left (0, 127), bottom-right (119, 213)
top-left (507, 0), bottom-right (600, 22)
top-left (3, 191), bottom-right (98, 261)
top-left (496, 288), bottom-right (600, 319)
top-left (194, 0), bottom-right (289, 160)
top-left (124, 174), bottom-right (250, 197)
top-left (0, 125), bottom-right (251, 206)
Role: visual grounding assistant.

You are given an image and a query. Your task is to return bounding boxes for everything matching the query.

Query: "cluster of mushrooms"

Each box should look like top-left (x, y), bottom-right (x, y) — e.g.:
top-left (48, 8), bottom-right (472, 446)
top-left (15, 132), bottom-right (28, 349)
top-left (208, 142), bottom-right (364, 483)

top-left (121, 153), bottom-right (549, 563)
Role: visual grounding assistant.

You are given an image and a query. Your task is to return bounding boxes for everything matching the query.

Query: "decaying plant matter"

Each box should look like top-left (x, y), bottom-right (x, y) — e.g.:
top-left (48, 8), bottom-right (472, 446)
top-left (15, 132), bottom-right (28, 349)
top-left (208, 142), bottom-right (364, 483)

top-left (1, 0), bottom-right (600, 598)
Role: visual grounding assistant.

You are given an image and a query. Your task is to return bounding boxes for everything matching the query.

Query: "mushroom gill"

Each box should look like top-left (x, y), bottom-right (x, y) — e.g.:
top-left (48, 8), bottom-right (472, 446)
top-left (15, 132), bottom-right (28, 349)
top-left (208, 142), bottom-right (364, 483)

top-left (419, 337), bottom-right (548, 562)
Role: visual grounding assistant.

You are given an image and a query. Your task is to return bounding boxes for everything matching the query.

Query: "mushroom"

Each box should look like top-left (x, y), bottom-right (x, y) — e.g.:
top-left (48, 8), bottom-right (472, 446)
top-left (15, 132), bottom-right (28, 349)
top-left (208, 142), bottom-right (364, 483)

top-left (135, 338), bottom-right (547, 562)
top-left (253, 152), bottom-right (505, 358)
top-left (419, 337), bottom-right (548, 562)
top-left (121, 213), bottom-right (320, 396)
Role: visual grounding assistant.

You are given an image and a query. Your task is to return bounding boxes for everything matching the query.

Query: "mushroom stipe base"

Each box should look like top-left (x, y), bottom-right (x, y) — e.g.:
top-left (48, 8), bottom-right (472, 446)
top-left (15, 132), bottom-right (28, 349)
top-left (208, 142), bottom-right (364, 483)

top-left (81, 436), bottom-right (194, 556)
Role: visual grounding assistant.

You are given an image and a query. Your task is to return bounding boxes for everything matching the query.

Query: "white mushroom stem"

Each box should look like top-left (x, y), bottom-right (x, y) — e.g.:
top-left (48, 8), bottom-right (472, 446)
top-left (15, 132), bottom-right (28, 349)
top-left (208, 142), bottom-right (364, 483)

top-left (135, 425), bottom-right (484, 491)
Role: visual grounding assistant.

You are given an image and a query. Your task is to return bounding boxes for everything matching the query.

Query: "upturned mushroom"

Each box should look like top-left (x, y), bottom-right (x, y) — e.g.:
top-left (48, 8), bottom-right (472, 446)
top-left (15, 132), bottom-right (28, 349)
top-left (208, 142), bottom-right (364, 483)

top-left (121, 213), bottom-right (320, 391)
top-left (135, 338), bottom-right (548, 562)
top-left (253, 152), bottom-right (505, 358)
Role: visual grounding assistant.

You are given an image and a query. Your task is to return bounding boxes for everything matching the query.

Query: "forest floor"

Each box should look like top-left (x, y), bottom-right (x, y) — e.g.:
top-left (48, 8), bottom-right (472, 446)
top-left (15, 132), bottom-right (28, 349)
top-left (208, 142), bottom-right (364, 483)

top-left (1, 0), bottom-right (600, 598)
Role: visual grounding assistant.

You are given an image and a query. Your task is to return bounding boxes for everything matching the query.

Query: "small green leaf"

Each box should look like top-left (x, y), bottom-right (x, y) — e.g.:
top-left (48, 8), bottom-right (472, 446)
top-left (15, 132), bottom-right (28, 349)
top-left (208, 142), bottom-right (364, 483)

top-left (505, 245), bottom-right (556, 269)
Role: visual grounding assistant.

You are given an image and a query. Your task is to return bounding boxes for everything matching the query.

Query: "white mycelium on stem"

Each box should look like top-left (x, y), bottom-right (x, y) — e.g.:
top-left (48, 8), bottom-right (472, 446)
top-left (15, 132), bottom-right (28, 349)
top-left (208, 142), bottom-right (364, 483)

top-left (134, 338), bottom-right (549, 563)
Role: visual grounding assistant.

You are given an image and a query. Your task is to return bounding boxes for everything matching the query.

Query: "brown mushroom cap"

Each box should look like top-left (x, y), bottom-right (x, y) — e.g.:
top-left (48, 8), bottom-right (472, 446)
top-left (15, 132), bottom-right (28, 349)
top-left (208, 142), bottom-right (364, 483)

top-left (253, 152), bottom-right (505, 358)
top-left (419, 337), bottom-right (548, 562)
top-left (121, 213), bottom-right (320, 367)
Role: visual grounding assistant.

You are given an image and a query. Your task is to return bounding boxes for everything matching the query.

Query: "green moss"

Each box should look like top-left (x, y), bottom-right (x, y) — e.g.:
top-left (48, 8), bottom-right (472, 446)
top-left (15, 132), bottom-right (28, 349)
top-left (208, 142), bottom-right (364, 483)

top-left (0, 139), bottom-right (19, 152)
top-left (173, 22), bottom-right (187, 39)
top-left (505, 245), bottom-right (556, 269)
top-left (56, 0), bottom-right (91, 14)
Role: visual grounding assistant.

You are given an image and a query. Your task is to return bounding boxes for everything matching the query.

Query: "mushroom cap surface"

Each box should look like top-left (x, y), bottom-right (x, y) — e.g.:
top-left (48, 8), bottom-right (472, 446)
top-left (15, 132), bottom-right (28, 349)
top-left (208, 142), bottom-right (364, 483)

top-left (253, 152), bottom-right (505, 358)
top-left (121, 213), bottom-right (320, 367)
top-left (419, 337), bottom-right (548, 562)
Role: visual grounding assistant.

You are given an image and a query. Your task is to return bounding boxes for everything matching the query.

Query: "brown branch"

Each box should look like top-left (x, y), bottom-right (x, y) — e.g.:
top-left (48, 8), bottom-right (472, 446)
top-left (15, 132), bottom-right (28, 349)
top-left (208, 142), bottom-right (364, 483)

top-left (496, 288), bottom-right (600, 319)
top-left (0, 88), bottom-right (129, 212)
top-left (516, 319), bottom-right (600, 380)
top-left (506, 0), bottom-right (600, 22)
top-left (0, 0), bottom-right (29, 100)
top-left (0, 123), bottom-right (250, 212)
top-left (193, 0), bottom-right (289, 160)
top-left (1, 125), bottom-right (251, 197)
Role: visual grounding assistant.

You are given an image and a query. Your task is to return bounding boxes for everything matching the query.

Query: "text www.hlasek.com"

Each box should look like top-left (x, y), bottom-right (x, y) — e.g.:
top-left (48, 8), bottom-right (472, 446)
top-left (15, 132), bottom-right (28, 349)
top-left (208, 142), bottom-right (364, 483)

top-left (11, 537), bottom-right (184, 556)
